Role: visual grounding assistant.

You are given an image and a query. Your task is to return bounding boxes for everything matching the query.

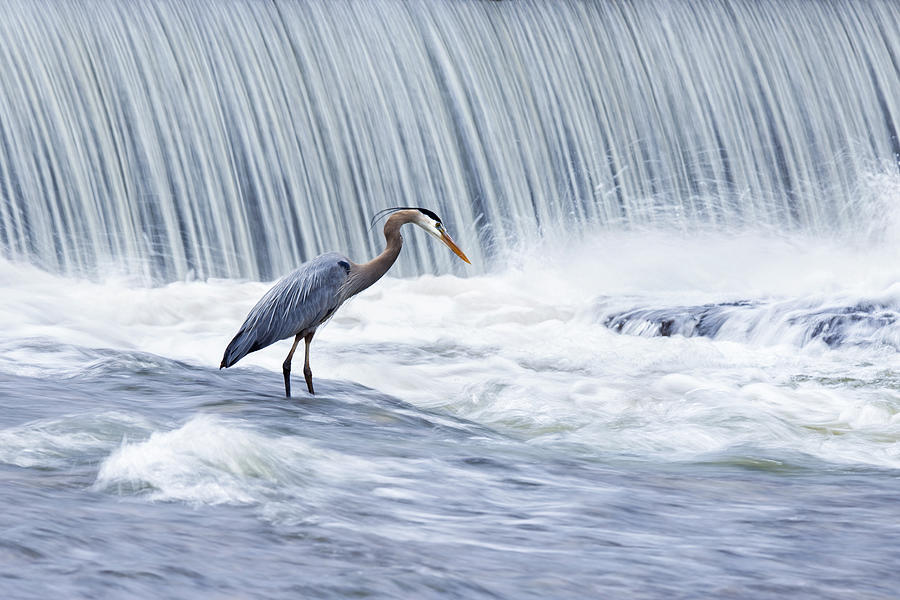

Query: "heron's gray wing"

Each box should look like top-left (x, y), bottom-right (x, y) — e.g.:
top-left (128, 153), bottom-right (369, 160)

top-left (220, 252), bottom-right (351, 367)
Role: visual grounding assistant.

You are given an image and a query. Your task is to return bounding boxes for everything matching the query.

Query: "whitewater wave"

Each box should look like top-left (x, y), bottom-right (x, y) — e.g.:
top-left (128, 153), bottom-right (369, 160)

top-left (602, 290), bottom-right (900, 350)
top-left (94, 414), bottom-right (360, 505)
top-left (0, 412), bottom-right (156, 470)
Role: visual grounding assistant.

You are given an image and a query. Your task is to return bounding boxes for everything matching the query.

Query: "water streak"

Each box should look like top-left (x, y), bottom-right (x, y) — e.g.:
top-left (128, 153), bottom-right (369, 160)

top-left (1, 0), bottom-right (898, 281)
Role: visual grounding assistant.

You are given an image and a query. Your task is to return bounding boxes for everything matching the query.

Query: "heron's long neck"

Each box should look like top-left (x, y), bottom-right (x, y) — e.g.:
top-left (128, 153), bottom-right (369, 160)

top-left (346, 215), bottom-right (405, 297)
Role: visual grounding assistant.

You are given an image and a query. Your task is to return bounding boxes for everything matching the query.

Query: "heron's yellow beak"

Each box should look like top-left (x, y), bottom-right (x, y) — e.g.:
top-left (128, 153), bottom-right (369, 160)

top-left (440, 232), bottom-right (471, 264)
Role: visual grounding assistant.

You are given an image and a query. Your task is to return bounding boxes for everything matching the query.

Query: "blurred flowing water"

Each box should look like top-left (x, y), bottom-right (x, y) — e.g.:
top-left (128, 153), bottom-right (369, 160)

top-left (2, 0), bottom-right (899, 281)
top-left (1, 1), bottom-right (900, 598)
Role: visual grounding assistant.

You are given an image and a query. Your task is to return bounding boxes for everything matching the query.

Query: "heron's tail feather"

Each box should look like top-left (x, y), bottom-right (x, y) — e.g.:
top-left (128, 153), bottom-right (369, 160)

top-left (220, 326), bottom-right (263, 368)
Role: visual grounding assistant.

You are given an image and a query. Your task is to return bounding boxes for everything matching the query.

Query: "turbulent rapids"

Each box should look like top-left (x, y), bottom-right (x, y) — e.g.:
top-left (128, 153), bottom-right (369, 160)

top-left (604, 297), bottom-right (900, 350)
top-left (1, 1), bottom-right (899, 599)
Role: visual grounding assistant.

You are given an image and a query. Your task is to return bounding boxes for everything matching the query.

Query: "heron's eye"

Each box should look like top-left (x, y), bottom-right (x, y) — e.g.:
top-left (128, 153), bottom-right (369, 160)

top-left (435, 222), bottom-right (443, 231)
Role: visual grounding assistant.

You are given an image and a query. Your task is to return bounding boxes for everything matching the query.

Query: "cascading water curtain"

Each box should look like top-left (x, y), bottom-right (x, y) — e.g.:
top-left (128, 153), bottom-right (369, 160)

top-left (0, 0), bottom-right (898, 282)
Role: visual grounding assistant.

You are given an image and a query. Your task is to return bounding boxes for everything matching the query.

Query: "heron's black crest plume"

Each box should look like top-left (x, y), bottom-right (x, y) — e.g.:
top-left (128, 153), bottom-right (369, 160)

top-left (417, 207), bottom-right (441, 222)
top-left (369, 207), bottom-right (442, 231)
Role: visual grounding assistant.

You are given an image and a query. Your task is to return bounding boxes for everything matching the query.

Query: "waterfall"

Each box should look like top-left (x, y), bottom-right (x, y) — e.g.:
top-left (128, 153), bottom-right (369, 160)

top-left (1, 0), bottom-right (898, 282)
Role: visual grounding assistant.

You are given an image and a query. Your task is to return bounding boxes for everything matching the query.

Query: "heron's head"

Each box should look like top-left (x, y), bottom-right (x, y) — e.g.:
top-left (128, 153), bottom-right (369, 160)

top-left (372, 207), bottom-right (471, 264)
top-left (411, 208), bottom-right (471, 264)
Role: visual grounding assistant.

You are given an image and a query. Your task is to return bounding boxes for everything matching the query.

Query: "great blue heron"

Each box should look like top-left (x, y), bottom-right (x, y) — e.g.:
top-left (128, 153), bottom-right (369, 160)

top-left (220, 207), bottom-right (470, 396)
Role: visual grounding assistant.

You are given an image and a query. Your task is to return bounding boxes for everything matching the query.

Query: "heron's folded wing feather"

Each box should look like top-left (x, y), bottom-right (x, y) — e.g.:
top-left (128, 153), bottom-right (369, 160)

top-left (221, 253), bottom-right (350, 367)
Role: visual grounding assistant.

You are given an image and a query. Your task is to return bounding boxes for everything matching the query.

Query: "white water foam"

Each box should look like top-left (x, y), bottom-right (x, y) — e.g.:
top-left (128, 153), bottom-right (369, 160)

top-left (0, 412), bottom-right (155, 469)
top-left (2, 220), bottom-right (899, 469)
top-left (94, 414), bottom-right (383, 506)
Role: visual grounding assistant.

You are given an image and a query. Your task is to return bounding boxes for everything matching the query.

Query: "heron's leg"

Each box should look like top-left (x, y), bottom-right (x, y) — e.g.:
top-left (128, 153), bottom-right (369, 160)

top-left (283, 334), bottom-right (302, 397)
top-left (303, 332), bottom-right (315, 395)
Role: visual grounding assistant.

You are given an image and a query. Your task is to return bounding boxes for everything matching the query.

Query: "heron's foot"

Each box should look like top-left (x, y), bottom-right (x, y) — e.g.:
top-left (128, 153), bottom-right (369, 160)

top-left (283, 363), bottom-right (292, 398)
top-left (304, 366), bottom-right (314, 395)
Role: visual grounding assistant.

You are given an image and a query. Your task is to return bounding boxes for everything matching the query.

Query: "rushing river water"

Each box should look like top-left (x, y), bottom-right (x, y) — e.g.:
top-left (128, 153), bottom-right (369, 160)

top-left (2, 0), bottom-right (900, 598)
top-left (3, 228), bottom-right (900, 598)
